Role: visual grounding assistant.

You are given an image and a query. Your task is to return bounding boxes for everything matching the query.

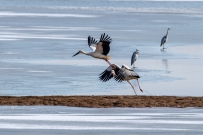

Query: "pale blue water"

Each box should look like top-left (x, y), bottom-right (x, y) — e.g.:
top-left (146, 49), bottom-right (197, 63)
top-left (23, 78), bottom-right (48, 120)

top-left (0, 0), bottom-right (203, 96)
top-left (0, 106), bottom-right (203, 135)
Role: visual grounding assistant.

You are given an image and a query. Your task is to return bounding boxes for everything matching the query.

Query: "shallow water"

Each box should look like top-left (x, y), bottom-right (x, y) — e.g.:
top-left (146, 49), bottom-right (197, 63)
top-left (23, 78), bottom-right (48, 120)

top-left (0, 0), bottom-right (203, 96)
top-left (0, 106), bottom-right (203, 135)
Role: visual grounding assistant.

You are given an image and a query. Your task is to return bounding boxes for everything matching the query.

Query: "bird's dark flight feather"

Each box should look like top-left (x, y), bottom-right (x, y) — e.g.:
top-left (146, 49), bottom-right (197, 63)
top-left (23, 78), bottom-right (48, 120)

top-left (99, 70), bottom-right (113, 82)
top-left (88, 36), bottom-right (97, 47)
top-left (99, 65), bottom-right (119, 82)
top-left (114, 70), bottom-right (124, 83)
top-left (99, 33), bottom-right (112, 55)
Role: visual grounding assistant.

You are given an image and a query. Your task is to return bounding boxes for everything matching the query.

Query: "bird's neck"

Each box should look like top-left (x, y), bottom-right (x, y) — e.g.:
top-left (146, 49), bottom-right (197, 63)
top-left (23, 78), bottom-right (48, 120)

top-left (81, 51), bottom-right (91, 56)
top-left (166, 29), bottom-right (169, 37)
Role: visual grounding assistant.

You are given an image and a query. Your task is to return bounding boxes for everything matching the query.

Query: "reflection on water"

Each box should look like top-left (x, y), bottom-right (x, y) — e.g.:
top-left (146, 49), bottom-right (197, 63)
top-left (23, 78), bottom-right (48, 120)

top-left (160, 48), bottom-right (166, 52)
top-left (162, 59), bottom-right (169, 71)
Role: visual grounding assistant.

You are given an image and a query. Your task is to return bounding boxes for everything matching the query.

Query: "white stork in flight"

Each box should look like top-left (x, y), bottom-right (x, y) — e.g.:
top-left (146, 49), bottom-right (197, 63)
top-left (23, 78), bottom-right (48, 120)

top-left (99, 64), bottom-right (143, 95)
top-left (72, 33), bottom-right (113, 66)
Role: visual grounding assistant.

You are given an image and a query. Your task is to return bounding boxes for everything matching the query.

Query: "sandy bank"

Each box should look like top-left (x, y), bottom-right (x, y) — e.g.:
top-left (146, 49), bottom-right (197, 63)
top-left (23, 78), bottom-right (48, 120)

top-left (0, 96), bottom-right (203, 108)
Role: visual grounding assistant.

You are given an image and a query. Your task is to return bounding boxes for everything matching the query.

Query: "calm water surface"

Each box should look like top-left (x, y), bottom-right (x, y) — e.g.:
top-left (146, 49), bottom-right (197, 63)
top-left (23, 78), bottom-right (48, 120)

top-left (0, 106), bottom-right (203, 135)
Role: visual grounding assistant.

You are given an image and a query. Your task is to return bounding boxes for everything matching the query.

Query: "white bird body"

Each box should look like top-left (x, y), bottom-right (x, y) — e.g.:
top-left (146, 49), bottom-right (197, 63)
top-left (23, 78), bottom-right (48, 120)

top-left (92, 52), bottom-right (111, 60)
top-left (160, 28), bottom-right (170, 49)
top-left (99, 64), bottom-right (143, 95)
top-left (73, 33), bottom-right (112, 65)
top-left (78, 51), bottom-right (110, 60)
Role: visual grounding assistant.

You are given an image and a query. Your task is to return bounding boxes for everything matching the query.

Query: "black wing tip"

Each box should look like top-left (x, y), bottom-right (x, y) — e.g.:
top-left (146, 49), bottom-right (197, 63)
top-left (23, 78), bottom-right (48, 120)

top-left (88, 35), bottom-right (97, 45)
top-left (100, 33), bottom-right (112, 43)
top-left (98, 69), bottom-right (113, 82)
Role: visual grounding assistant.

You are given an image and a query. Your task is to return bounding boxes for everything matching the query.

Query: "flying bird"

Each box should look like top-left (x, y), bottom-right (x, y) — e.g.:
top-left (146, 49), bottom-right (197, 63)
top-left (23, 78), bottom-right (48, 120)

top-left (160, 28), bottom-right (170, 49)
top-left (99, 64), bottom-right (143, 95)
top-left (131, 49), bottom-right (139, 68)
top-left (72, 33), bottom-right (113, 66)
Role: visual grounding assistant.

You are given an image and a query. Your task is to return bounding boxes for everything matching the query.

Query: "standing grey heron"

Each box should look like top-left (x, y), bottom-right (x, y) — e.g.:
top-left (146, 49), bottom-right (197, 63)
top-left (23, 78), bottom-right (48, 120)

top-left (72, 33), bottom-right (113, 66)
top-left (99, 64), bottom-right (143, 95)
top-left (131, 49), bottom-right (139, 68)
top-left (160, 28), bottom-right (170, 49)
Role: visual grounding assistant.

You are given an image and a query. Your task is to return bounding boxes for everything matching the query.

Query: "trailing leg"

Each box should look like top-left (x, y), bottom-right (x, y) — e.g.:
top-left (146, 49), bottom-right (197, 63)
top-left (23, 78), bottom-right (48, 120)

top-left (127, 80), bottom-right (137, 95)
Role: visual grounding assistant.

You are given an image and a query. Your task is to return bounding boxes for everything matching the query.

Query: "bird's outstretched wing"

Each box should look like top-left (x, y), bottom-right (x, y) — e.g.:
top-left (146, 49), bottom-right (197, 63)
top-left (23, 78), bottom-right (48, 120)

top-left (160, 36), bottom-right (166, 46)
top-left (124, 63), bottom-right (140, 78)
top-left (99, 64), bottom-right (120, 82)
top-left (122, 64), bottom-right (132, 70)
top-left (114, 65), bottom-right (140, 82)
top-left (95, 33), bottom-right (112, 55)
top-left (114, 69), bottom-right (125, 83)
top-left (99, 66), bottom-right (114, 82)
top-left (124, 69), bottom-right (140, 78)
top-left (88, 36), bottom-right (98, 52)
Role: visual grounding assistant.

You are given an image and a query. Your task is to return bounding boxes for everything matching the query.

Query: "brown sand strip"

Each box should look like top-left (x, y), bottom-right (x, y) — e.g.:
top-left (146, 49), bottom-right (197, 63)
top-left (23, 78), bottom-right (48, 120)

top-left (0, 96), bottom-right (203, 108)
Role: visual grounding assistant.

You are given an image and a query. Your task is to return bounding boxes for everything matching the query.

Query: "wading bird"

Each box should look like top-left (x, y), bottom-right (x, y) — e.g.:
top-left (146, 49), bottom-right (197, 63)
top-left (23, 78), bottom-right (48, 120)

top-left (72, 33), bottom-right (113, 66)
top-left (99, 64), bottom-right (143, 95)
top-left (160, 28), bottom-right (170, 50)
top-left (131, 49), bottom-right (139, 68)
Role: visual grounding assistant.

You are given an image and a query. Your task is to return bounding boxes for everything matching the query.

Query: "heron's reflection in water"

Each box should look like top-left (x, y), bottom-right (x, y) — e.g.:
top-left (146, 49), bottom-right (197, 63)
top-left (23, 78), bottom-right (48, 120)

top-left (162, 59), bottom-right (169, 71)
